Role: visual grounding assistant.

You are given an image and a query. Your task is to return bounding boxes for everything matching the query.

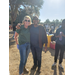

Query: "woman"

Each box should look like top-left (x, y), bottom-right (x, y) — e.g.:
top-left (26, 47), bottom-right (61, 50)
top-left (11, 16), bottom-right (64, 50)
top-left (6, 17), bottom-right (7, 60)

top-left (52, 19), bottom-right (65, 69)
top-left (15, 16), bottom-right (31, 75)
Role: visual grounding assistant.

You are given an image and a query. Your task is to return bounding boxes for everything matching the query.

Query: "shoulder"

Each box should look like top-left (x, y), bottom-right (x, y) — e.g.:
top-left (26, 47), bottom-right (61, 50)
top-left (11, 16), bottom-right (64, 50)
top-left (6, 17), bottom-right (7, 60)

top-left (38, 24), bottom-right (44, 29)
top-left (28, 24), bottom-right (33, 28)
top-left (57, 27), bottom-right (61, 31)
top-left (56, 27), bottom-right (62, 34)
top-left (38, 25), bottom-right (46, 33)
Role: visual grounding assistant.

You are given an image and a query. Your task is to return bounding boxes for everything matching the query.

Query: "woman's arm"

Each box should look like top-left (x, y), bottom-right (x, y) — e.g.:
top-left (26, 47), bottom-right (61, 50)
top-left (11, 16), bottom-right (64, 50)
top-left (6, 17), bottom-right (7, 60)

top-left (14, 32), bottom-right (19, 45)
top-left (62, 32), bottom-right (65, 37)
top-left (55, 32), bottom-right (65, 38)
top-left (16, 24), bottom-right (21, 29)
top-left (63, 35), bottom-right (65, 37)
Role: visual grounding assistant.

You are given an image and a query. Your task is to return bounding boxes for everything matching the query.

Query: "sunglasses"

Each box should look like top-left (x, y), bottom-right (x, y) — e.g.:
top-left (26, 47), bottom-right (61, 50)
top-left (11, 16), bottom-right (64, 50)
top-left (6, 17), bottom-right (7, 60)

top-left (33, 19), bottom-right (38, 20)
top-left (25, 20), bottom-right (30, 22)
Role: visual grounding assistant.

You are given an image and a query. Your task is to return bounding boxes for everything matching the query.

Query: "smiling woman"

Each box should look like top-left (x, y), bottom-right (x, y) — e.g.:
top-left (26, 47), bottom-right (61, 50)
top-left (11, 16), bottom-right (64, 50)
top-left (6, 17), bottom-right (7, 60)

top-left (14, 16), bottom-right (31, 75)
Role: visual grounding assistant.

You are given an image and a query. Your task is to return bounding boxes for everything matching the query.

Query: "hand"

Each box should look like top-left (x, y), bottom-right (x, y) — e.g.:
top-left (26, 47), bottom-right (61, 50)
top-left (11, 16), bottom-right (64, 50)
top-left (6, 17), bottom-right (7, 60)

top-left (16, 24), bottom-right (21, 29)
top-left (55, 35), bottom-right (61, 38)
top-left (61, 32), bottom-right (65, 37)
top-left (16, 42), bottom-right (18, 45)
top-left (45, 46), bottom-right (47, 53)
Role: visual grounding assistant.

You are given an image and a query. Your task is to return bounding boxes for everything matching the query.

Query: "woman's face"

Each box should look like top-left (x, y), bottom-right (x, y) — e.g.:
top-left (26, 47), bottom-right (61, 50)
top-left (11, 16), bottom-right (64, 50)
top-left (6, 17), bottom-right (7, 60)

top-left (24, 18), bottom-right (30, 27)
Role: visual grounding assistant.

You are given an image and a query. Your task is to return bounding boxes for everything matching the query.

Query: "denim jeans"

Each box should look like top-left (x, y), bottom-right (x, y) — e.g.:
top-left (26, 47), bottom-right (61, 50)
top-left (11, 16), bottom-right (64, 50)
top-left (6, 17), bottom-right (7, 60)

top-left (31, 45), bottom-right (42, 69)
top-left (19, 43), bottom-right (30, 74)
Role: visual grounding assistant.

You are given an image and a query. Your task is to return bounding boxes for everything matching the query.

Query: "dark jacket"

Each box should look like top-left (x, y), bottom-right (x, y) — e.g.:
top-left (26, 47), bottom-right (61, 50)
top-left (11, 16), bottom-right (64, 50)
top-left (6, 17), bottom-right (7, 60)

top-left (29, 24), bottom-right (48, 48)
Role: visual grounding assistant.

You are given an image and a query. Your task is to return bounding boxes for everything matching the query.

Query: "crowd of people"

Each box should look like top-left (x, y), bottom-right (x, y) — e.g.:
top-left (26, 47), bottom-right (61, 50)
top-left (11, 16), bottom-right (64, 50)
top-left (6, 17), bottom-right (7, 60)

top-left (13, 16), bottom-right (65, 75)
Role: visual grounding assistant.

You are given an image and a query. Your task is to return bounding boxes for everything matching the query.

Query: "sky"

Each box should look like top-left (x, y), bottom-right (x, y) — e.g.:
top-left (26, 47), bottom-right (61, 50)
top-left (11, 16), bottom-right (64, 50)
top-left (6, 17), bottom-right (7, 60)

top-left (39, 0), bottom-right (65, 22)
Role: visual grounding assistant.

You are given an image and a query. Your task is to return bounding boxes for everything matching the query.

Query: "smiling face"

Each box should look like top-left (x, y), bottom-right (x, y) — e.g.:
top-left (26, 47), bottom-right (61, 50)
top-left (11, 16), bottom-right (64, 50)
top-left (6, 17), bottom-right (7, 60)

top-left (33, 17), bottom-right (39, 25)
top-left (24, 18), bottom-right (30, 27)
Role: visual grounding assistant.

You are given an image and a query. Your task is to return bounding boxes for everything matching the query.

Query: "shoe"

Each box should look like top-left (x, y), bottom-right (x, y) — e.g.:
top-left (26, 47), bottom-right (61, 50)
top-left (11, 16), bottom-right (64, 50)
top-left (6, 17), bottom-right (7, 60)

top-left (31, 65), bottom-right (37, 70)
top-left (59, 64), bottom-right (63, 69)
top-left (52, 62), bottom-right (56, 67)
top-left (19, 72), bottom-right (24, 75)
top-left (23, 67), bottom-right (29, 73)
top-left (37, 68), bottom-right (41, 73)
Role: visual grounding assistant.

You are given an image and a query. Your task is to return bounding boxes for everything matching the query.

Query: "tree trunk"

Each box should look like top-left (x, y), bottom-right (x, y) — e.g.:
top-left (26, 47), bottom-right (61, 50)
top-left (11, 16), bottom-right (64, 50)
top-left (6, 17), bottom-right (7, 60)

top-left (11, 19), bottom-right (13, 27)
top-left (10, 4), bottom-right (18, 27)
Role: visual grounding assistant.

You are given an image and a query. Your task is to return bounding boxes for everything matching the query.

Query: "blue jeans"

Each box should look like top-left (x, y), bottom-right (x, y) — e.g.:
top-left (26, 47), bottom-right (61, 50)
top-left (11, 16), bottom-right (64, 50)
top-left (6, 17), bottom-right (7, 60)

top-left (31, 45), bottom-right (42, 69)
top-left (19, 43), bottom-right (30, 74)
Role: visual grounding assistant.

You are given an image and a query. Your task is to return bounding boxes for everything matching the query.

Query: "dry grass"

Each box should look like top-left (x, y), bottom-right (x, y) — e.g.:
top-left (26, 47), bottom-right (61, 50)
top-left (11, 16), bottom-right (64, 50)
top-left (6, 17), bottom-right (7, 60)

top-left (9, 30), bottom-right (65, 75)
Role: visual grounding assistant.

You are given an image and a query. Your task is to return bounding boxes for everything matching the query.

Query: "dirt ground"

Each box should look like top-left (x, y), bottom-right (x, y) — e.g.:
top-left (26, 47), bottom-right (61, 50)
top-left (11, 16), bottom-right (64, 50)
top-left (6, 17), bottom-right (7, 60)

top-left (9, 30), bottom-right (65, 75)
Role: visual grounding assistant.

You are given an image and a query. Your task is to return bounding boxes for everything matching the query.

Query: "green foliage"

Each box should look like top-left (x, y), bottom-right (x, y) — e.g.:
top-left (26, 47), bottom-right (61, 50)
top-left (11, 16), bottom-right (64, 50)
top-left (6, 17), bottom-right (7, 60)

top-left (15, 9), bottom-right (27, 24)
top-left (43, 19), bottom-right (64, 27)
top-left (9, 0), bottom-right (44, 26)
top-left (44, 19), bottom-right (50, 24)
top-left (14, 6), bottom-right (41, 24)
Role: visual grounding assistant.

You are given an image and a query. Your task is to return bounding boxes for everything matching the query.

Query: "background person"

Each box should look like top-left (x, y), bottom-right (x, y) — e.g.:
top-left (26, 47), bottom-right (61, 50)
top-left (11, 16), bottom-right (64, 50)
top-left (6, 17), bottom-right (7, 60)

top-left (52, 19), bottom-right (65, 69)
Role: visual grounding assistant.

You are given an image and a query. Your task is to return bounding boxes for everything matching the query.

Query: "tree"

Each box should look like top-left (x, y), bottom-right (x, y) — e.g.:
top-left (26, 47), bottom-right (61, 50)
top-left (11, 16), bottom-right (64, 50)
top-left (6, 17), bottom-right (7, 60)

top-left (15, 9), bottom-right (28, 24)
top-left (50, 20), bottom-right (55, 25)
top-left (15, 6), bottom-right (41, 24)
top-left (9, 0), bottom-right (21, 25)
top-left (44, 19), bottom-right (50, 24)
top-left (9, 0), bottom-right (44, 26)
top-left (60, 19), bottom-right (63, 22)
top-left (52, 19), bottom-right (55, 24)
top-left (55, 19), bottom-right (59, 26)
top-left (22, 6), bottom-right (40, 20)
